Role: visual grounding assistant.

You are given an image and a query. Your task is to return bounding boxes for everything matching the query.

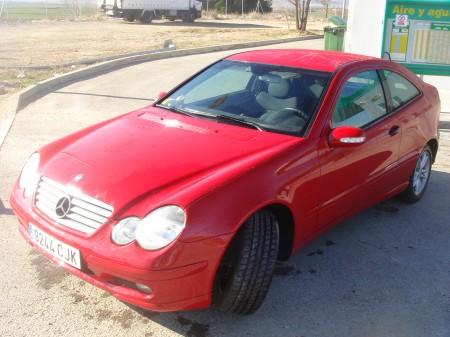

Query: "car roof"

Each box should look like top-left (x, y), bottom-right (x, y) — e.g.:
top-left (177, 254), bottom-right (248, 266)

top-left (226, 49), bottom-right (377, 73)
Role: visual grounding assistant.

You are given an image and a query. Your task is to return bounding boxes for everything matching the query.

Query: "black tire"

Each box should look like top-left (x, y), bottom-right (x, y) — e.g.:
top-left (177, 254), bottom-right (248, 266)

top-left (123, 11), bottom-right (135, 22)
top-left (213, 210), bottom-right (279, 315)
top-left (182, 10), bottom-right (197, 23)
top-left (139, 11), bottom-right (153, 24)
top-left (401, 144), bottom-right (433, 203)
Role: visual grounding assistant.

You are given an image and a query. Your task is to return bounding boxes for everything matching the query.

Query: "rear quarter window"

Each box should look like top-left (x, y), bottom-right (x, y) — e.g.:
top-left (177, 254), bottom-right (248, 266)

top-left (383, 70), bottom-right (420, 109)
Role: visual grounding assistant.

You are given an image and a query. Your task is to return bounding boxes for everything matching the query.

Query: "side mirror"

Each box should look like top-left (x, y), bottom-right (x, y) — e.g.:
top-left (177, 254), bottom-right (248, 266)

top-left (329, 126), bottom-right (366, 147)
top-left (156, 91), bottom-right (168, 101)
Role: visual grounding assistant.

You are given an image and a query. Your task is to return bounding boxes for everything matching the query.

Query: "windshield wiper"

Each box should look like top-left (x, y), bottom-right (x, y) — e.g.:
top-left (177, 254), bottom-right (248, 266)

top-left (156, 104), bottom-right (215, 119)
top-left (156, 104), bottom-right (195, 117)
top-left (215, 114), bottom-right (264, 131)
top-left (157, 104), bottom-right (264, 131)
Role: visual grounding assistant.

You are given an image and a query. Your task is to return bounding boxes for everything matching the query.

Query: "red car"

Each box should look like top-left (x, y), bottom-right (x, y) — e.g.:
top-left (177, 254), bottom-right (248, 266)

top-left (11, 49), bottom-right (440, 315)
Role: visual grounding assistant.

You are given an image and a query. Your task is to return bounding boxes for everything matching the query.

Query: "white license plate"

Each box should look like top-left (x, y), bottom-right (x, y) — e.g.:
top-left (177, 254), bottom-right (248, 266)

top-left (29, 223), bottom-right (81, 269)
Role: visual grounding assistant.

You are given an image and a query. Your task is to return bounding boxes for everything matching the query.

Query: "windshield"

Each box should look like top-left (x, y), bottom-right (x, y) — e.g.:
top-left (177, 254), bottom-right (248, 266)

top-left (158, 60), bottom-right (331, 136)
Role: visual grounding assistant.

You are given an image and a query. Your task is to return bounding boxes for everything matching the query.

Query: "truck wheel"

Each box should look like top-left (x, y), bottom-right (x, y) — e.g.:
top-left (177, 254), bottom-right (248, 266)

top-left (213, 209), bottom-right (279, 315)
top-left (123, 11), bottom-right (135, 22)
top-left (139, 11), bottom-right (153, 24)
top-left (182, 10), bottom-right (197, 23)
top-left (401, 144), bottom-right (432, 203)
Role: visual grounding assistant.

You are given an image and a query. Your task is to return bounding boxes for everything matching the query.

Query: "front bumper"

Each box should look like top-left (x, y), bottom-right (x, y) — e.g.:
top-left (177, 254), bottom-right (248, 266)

top-left (11, 187), bottom-right (231, 312)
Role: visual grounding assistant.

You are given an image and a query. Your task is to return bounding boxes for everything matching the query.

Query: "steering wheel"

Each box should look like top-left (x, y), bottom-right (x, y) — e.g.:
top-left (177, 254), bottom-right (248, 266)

top-left (281, 108), bottom-right (309, 122)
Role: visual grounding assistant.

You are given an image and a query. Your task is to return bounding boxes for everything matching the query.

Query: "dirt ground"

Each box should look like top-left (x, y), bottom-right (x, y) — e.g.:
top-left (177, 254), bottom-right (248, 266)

top-left (0, 18), bottom-right (324, 67)
top-left (0, 16), bottom-right (325, 96)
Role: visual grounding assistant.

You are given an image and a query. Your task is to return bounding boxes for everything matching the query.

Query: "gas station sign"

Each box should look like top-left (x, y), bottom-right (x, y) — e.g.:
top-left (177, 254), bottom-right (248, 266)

top-left (383, 0), bottom-right (450, 75)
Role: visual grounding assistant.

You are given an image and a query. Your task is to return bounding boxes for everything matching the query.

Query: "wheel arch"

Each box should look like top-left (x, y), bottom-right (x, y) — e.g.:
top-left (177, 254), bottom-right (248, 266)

top-left (263, 203), bottom-right (295, 261)
top-left (220, 202), bottom-right (295, 263)
top-left (427, 138), bottom-right (438, 163)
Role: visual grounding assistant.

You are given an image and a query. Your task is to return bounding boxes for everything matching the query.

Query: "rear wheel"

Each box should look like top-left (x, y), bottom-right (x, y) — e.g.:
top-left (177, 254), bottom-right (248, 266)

top-left (213, 210), bottom-right (279, 315)
top-left (401, 145), bottom-right (432, 203)
top-left (139, 11), bottom-right (153, 24)
top-left (123, 11), bottom-right (135, 22)
top-left (182, 10), bottom-right (197, 23)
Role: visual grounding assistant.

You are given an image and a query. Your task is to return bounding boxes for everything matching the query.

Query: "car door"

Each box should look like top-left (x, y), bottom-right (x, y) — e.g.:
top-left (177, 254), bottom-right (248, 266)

top-left (381, 70), bottom-right (425, 179)
top-left (317, 69), bottom-right (401, 229)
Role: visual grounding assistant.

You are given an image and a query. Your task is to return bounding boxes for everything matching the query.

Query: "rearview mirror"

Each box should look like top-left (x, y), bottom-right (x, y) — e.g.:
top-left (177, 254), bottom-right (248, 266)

top-left (156, 91), bottom-right (168, 101)
top-left (329, 126), bottom-right (366, 147)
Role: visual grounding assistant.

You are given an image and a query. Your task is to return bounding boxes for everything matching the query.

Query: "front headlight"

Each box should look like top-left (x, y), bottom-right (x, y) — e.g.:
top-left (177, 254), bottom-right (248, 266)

top-left (111, 206), bottom-right (186, 250)
top-left (111, 217), bottom-right (140, 245)
top-left (19, 152), bottom-right (40, 197)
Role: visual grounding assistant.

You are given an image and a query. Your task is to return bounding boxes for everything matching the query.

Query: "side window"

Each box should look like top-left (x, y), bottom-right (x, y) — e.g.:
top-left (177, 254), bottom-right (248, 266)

top-left (332, 71), bottom-right (387, 128)
top-left (383, 70), bottom-right (420, 109)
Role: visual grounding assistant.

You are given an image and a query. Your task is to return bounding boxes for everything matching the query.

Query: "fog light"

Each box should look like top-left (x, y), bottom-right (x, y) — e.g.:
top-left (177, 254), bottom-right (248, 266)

top-left (135, 283), bottom-right (152, 294)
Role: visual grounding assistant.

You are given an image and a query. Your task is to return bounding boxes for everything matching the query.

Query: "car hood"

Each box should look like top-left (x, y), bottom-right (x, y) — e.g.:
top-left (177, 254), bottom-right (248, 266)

top-left (41, 106), bottom-right (300, 216)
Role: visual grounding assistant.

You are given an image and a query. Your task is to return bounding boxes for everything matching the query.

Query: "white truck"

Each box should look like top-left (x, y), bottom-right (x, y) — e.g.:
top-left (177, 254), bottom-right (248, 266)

top-left (112, 0), bottom-right (202, 24)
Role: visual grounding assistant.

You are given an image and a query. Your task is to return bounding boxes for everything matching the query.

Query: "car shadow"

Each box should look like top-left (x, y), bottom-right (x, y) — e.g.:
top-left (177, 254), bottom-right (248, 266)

top-left (129, 169), bottom-right (450, 336)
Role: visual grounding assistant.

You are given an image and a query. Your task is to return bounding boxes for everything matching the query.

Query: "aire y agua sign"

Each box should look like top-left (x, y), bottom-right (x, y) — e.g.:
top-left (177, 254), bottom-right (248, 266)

top-left (383, 0), bottom-right (450, 75)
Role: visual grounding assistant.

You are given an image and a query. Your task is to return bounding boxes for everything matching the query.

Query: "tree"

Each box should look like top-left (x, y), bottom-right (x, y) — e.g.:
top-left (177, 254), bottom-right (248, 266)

top-left (320, 0), bottom-right (330, 18)
top-left (288, 0), bottom-right (312, 32)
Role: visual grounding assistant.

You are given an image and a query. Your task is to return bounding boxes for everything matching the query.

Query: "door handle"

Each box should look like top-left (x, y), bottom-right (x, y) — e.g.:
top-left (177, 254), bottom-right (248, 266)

top-left (389, 125), bottom-right (400, 136)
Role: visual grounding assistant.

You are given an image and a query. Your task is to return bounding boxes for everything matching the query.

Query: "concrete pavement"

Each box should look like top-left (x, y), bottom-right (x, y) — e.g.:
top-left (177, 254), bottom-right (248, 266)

top-left (0, 38), bottom-right (449, 337)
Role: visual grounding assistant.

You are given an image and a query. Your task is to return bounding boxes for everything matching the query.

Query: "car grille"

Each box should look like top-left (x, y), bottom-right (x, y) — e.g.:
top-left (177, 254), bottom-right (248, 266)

top-left (35, 177), bottom-right (114, 235)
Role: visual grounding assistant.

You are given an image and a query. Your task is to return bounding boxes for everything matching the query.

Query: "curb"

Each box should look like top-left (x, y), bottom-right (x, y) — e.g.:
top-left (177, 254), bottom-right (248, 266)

top-left (1, 34), bottom-right (322, 149)
top-left (0, 46), bottom-right (177, 71)
top-left (0, 91), bottom-right (22, 149)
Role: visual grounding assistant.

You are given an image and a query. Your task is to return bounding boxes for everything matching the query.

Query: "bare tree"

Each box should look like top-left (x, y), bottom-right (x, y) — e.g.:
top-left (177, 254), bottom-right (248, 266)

top-left (288, 0), bottom-right (312, 32)
top-left (320, 0), bottom-right (330, 18)
top-left (65, 0), bottom-right (81, 20)
top-left (288, 0), bottom-right (299, 30)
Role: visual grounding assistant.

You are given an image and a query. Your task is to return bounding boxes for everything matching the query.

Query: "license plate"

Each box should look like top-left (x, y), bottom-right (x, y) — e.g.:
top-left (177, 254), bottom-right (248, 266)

top-left (29, 223), bottom-right (81, 269)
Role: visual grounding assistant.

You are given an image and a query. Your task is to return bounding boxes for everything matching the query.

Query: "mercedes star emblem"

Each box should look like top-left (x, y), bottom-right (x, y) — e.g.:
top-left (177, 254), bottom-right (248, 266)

top-left (55, 196), bottom-right (71, 218)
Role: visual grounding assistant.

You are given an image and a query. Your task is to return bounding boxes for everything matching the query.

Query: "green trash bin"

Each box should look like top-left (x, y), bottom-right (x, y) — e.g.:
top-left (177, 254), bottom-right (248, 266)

top-left (324, 26), bottom-right (346, 51)
top-left (324, 16), bottom-right (346, 51)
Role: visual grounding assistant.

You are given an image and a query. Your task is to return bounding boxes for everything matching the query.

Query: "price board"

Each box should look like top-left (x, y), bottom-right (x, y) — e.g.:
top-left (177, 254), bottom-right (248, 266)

top-left (382, 0), bottom-right (450, 75)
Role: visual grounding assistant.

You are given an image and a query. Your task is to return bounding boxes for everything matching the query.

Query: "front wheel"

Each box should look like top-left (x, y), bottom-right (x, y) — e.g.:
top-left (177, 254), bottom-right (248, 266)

top-left (401, 145), bottom-right (432, 203)
top-left (213, 210), bottom-right (279, 315)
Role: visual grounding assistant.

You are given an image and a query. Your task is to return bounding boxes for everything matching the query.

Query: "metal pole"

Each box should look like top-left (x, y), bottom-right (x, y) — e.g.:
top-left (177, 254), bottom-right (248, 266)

top-left (242, 0), bottom-right (243, 17)
top-left (225, 0), bottom-right (227, 16)
top-left (206, 0), bottom-right (209, 13)
top-left (341, 0), bottom-right (345, 18)
top-left (0, 0), bottom-right (5, 19)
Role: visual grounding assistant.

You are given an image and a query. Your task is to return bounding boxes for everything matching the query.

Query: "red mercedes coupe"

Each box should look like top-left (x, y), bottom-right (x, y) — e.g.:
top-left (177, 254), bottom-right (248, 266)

top-left (11, 49), bottom-right (440, 315)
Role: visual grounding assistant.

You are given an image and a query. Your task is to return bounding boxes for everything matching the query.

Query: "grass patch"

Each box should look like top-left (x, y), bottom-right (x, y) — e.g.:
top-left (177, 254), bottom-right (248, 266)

top-left (0, 66), bottom-right (81, 96)
top-left (0, 2), bottom-right (97, 22)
